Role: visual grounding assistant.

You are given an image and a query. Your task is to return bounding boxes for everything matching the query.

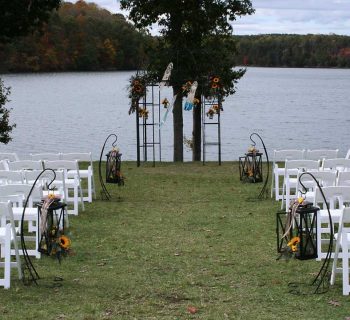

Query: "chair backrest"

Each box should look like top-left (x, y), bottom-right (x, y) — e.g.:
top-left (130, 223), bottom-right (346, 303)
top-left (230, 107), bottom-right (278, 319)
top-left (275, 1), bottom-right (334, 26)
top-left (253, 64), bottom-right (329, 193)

top-left (0, 170), bottom-right (24, 184)
top-left (305, 149), bottom-right (339, 160)
top-left (43, 160), bottom-right (78, 171)
top-left (0, 184), bottom-right (43, 207)
top-left (61, 152), bottom-right (92, 163)
top-left (273, 149), bottom-right (305, 163)
top-left (30, 153), bottom-right (61, 161)
top-left (314, 186), bottom-right (350, 209)
top-left (7, 160), bottom-right (43, 171)
top-left (0, 153), bottom-right (19, 162)
top-left (285, 159), bottom-right (320, 172)
top-left (298, 170), bottom-right (337, 192)
top-left (337, 171), bottom-right (350, 187)
top-left (322, 158), bottom-right (350, 172)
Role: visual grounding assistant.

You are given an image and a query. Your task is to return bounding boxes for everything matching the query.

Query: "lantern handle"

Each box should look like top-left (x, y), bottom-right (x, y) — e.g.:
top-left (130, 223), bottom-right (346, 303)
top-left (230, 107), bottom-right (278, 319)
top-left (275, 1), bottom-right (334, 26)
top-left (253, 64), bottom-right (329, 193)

top-left (111, 134), bottom-right (118, 148)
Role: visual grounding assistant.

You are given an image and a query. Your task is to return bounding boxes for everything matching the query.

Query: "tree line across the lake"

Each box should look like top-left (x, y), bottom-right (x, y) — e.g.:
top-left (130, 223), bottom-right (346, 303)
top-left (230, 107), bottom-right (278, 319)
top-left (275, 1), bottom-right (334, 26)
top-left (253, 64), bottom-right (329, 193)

top-left (0, 1), bottom-right (350, 73)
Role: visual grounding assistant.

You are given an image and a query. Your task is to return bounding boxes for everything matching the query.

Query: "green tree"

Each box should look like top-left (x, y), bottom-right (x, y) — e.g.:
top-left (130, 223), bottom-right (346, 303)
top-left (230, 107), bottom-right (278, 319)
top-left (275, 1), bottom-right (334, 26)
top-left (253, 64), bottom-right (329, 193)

top-left (0, 0), bottom-right (61, 144)
top-left (120, 0), bottom-right (254, 161)
top-left (0, 81), bottom-right (15, 144)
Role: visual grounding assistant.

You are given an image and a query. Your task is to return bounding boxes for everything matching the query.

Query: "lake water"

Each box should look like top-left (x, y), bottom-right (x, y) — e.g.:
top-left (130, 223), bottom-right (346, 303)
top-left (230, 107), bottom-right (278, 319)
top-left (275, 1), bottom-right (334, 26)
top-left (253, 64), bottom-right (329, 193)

top-left (1, 67), bottom-right (349, 161)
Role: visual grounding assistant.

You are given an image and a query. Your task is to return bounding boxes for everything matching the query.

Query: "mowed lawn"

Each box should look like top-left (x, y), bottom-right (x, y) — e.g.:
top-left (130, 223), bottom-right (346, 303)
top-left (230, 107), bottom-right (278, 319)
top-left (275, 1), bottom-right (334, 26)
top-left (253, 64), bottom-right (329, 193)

top-left (0, 162), bottom-right (349, 319)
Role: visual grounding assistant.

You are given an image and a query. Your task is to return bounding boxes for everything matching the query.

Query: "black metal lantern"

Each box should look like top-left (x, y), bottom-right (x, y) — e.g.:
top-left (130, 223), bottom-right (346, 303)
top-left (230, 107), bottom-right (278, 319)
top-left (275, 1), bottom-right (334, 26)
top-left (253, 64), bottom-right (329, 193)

top-left (239, 150), bottom-right (263, 183)
top-left (106, 148), bottom-right (123, 184)
top-left (99, 133), bottom-right (125, 200)
top-left (294, 204), bottom-right (318, 260)
top-left (38, 200), bottom-right (67, 256)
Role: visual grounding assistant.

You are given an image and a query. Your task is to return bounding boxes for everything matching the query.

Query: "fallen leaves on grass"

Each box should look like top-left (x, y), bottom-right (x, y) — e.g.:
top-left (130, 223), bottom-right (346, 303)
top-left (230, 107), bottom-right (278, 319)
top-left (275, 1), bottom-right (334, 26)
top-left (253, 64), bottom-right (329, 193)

top-left (328, 300), bottom-right (341, 307)
top-left (187, 306), bottom-right (198, 314)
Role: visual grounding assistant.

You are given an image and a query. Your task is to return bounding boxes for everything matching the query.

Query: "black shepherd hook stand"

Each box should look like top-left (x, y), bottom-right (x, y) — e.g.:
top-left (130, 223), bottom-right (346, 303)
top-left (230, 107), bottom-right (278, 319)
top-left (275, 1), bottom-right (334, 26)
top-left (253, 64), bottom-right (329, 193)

top-left (250, 132), bottom-right (269, 200)
top-left (21, 168), bottom-right (57, 285)
top-left (99, 133), bottom-right (118, 200)
top-left (288, 172), bottom-right (333, 294)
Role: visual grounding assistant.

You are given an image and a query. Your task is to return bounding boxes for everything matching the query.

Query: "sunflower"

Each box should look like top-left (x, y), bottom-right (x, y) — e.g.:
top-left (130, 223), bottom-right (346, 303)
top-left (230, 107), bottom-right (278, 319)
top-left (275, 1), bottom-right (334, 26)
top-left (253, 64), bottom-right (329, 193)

top-left (133, 85), bottom-right (142, 93)
top-left (213, 104), bottom-right (219, 111)
top-left (287, 236), bottom-right (300, 248)
top-left (211, 83), bottom-right (218, 89)
top-left (133, 79), bottom-right (140, 86)
top-left (59, 235), bottom-right (71, 249)
top-left (213, 77), bottom-right (220, 83)
top-left (193, 98), bottom-right (200, 105)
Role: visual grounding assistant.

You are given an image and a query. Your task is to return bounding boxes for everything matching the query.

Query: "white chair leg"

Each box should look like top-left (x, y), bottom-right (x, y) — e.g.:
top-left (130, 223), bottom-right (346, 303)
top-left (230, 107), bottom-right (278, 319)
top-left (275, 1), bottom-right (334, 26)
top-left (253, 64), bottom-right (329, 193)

top-left (4, 225), bottom-right (11, 289)
top-left (342, 237), bottom-right (350, 295)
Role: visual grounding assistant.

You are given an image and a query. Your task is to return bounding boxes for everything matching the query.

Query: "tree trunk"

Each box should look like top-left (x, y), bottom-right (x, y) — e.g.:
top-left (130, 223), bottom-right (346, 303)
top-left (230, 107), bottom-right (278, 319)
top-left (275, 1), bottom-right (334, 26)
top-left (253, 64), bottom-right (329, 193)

top-left (192, 99), bottom-right (201, 161)
top-left (173, 87), bottom-right (183, 162)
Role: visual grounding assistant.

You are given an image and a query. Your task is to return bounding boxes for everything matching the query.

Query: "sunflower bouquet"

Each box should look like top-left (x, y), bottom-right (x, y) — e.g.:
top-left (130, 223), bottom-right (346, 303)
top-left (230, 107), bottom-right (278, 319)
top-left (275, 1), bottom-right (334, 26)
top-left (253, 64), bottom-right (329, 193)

top-left (128, 75), bottom-right (147, 114)
top-left (138, 107), bottom-right (149, 119)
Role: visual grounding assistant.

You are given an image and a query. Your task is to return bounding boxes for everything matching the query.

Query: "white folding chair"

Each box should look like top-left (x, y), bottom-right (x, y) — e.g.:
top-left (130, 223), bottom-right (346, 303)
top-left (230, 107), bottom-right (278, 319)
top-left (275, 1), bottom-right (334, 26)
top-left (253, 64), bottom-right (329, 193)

top-left (322, 158), bottom-right (350, 172)
top-left (271, 149), bottom-right (305, 201)
top-left (0, 184), bottom-right (43, 259)
top-left (0, 170), bottom-right (24, 185)
top-left (43, 160), bottom-right (85, 215)
top-left (331, 207), bottom-right (350, 295)
top-left (30, 153), bottom-right (61, 161)
top-left (313, 186), bottom-right (350, 261)
top-left (305, 149), bottom-right (339, 160)
top-left (0, 153), bottom-right (19, 162)
top-left (0, 201), bottom-right (22, 289)
top-left (7, 160), bottom-right (43, 171)
top-left (61, 152), bottom-right (96, 202)
top-left (281, 159), bottom-right (320, 210)
top-left (297, 170), bottom-right (337, 203)
top-left (338, 172), bottom-right (350, 187)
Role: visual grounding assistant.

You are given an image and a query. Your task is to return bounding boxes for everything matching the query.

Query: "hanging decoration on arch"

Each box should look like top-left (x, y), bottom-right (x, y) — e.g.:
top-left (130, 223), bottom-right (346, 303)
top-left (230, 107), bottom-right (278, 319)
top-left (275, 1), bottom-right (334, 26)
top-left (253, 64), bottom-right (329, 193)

top-left (159, 62), bottom-right (173, 89)
top-left (183, 81), bottom-right (198, 111)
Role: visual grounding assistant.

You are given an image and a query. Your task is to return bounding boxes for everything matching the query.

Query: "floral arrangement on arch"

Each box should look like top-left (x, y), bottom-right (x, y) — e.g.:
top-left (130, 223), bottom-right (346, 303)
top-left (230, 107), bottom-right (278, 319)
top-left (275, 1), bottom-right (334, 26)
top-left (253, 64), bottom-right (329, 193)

top-left (128, 76), bottom-right (147, 114)
top-left (206, 103), bottom-right (222, 119)
top-left (138, 107), bottom-right (149, 119)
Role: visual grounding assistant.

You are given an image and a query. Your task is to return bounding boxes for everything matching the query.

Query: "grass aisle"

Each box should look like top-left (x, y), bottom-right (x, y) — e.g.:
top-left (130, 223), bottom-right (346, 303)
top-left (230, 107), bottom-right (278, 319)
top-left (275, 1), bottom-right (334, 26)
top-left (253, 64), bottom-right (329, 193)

top-left (0, 162), bottom-right (348, 319)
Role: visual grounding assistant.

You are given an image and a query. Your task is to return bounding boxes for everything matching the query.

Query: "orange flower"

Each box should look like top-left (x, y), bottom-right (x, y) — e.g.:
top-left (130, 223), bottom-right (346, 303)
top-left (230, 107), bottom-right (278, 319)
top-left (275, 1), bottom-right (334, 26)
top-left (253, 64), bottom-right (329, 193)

top-left (59, 235), bottom-right (71, 249)
top-left (211, 83), bottom-right (218, 89)
top-left (213, 77), bottom-right (220, 83)
top-left (134, 85), bottom-right (142, 93)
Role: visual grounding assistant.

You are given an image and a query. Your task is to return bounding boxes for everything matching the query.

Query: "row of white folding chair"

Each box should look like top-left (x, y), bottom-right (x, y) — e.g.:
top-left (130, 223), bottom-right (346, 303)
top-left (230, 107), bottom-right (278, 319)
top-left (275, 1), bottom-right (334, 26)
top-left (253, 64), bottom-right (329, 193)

top-left (1, 161), bottom-right (84, 215)
top-left (331, 206), bottom-right (350, 295)
top-left (0, 201), bottom-right (22, 289)
top-left (0, 169), bottom-right (66, 202)
top-left (313, 186), bottom-right (350, 261)
top-left (30, 153), bottom-right (95, 202)
top-left (0, 184), bottom-right (44, 259)
top-left (279, 159), bottom-right (350, 209)
top-left (271, 149), bottom-right (339, 201)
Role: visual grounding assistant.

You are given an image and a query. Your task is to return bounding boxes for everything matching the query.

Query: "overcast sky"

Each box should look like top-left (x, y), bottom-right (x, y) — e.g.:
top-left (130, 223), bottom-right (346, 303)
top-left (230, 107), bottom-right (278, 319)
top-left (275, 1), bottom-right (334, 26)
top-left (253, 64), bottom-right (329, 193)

top-left (82, 0), bottom-right (350, 35)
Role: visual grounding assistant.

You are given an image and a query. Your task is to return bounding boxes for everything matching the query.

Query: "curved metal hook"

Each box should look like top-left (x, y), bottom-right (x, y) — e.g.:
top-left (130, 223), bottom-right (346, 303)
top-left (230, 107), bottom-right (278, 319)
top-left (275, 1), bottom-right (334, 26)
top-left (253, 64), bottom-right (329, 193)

top-left (248, 132), bottom-right (270, 200)
top-left (111, 134), bottom-right (118, 147)
top-left (99, 133), bottom-right (118, 200)
top-left (21, 168), bottom-right (57, 285)
top-left (249, 133), bottom-right (257, 147)
top-left (298, 172), bottom-right (333, 294)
